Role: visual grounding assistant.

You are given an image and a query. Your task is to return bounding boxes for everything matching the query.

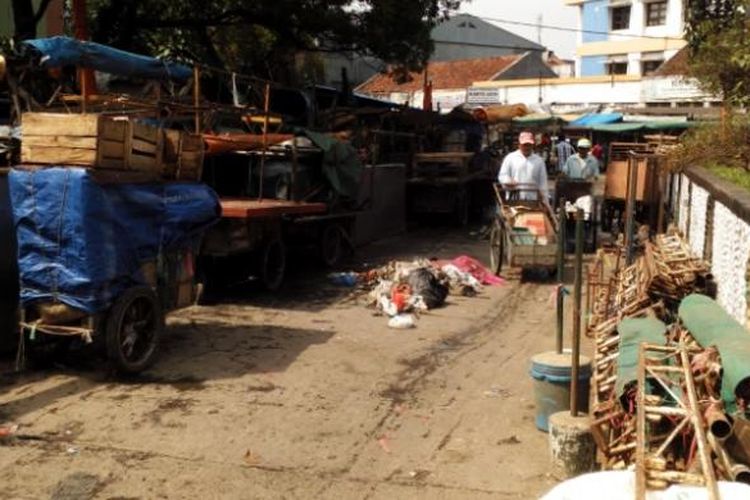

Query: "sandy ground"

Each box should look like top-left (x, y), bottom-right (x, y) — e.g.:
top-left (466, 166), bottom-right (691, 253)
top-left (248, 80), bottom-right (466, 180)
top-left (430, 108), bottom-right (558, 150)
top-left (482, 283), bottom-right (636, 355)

top-left (0, 228), bottom-right (571, 499)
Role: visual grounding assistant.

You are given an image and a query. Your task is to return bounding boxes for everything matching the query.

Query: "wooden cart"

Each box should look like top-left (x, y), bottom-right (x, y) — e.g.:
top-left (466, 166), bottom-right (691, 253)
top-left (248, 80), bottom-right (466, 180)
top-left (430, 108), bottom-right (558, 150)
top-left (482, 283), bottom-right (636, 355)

top-left (489, 183), bottom-right (559, 275)
top-left (601, 143), bottom-right (660, 233)
top-left (18, 246), bottom-right (200, 374)
top-left (407, 152), bottom-right (480, 226)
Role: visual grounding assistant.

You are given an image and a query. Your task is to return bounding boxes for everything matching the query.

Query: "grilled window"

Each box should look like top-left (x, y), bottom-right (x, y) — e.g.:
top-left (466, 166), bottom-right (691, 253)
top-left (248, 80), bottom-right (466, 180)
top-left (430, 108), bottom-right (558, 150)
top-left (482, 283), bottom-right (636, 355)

top-left (645, 1), bottom-right (668, 27)
top-left (607, 61), bottom-right (628, 75)
top-left (611, 6), bottom-right (631, 30)
top-left (642, 59), bottom-right (664, 75)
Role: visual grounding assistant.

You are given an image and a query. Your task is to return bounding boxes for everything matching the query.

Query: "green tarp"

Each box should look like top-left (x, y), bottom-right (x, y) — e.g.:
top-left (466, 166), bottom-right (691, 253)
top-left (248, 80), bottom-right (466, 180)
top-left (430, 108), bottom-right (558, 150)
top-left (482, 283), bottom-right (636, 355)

top-left (616, 317), bottom-right (667, 404)
top-left (679, 294), bottom-right (750, 414)
top-left (303, 130), bottom-right (363, 200)
top-left (587, 122), bottom-right (693, 133)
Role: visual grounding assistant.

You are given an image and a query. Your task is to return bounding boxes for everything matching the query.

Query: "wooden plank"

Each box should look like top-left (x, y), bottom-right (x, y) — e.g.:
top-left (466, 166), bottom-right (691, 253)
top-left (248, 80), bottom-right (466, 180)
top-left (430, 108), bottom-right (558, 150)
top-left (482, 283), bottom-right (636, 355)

top-left (23, 135), bottom-right (98, 149)
top-left (22, 112), bottom-right (99, 137)
top-left (220, 198), bottom-right (327, 219)
top-left (96, 139), bottom-right (126, 159)
top-left (131, 138), bottom-right (158, 154)
top-left (128, 153), bottom-right (161, 172)
top-left (99, 119), bottom-right (129, 142)
top-left (21, 145), bottom-right (97, 165)
top-left (131, 121), bottom-right (160, 143)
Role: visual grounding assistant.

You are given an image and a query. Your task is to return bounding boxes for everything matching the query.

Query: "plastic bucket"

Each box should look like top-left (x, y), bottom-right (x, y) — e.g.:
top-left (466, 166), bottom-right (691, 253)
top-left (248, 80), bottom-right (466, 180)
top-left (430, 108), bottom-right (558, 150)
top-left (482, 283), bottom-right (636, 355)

top-left (530, 350), bottom-right (592, 432)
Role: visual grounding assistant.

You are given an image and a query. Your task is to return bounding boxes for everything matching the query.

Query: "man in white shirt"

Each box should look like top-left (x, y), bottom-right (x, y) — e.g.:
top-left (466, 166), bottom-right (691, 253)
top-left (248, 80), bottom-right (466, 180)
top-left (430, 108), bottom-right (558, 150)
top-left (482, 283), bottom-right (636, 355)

top-left (562, 138), bottom-right (600, 180)
top-left (498, 131), bottom-right (549, 201)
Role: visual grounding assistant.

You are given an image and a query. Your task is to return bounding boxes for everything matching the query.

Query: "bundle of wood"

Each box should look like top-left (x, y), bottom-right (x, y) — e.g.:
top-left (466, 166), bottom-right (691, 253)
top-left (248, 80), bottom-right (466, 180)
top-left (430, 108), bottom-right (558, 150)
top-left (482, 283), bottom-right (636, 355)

top-left (643, 234), bottom-right (712, 308)
top-left (20, 112), bottom-right (204, 181)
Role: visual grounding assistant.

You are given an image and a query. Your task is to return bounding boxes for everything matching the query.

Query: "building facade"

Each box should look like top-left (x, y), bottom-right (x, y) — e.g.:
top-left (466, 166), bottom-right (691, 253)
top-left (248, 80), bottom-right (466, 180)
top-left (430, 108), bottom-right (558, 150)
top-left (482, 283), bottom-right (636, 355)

top-left (565, 0), bottom-right (686, 78)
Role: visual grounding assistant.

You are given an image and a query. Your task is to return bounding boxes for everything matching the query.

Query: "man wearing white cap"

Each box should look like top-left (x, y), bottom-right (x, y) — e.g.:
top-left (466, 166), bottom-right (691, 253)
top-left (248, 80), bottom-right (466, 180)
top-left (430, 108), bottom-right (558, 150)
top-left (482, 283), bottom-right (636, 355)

top-left (498, 131), bottom-right (549, 201)
top-left (562, 138), bottom-right (600, 180)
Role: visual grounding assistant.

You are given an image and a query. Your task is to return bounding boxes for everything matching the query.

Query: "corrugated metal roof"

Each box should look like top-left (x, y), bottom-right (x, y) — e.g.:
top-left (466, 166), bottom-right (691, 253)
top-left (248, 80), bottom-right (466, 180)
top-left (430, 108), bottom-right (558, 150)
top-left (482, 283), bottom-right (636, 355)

top-left (356, 54), bottom-right (526, 94)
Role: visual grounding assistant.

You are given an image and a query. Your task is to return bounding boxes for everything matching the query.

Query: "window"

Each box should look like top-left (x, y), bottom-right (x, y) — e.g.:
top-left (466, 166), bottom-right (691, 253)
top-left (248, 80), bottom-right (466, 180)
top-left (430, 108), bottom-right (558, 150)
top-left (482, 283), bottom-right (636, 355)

top-left (645, 1), bottom-right (668, 27)
top-left (642, 59), bottom-right (664, 75)
top-left (607, 61), bottom-right (628, 75)
top-left (611, 6), bottom-right (631, 30)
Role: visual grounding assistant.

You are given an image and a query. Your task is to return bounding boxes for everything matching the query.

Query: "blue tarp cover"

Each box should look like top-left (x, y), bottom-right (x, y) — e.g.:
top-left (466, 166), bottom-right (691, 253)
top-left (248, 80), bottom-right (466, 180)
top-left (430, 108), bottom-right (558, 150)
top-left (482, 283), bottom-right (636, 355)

top-left (568, 113), bottom-right (624, 127)
top-left (9, 168), bottom-right (220, 313)
top-left (23, 36), bottom-right (192, 82)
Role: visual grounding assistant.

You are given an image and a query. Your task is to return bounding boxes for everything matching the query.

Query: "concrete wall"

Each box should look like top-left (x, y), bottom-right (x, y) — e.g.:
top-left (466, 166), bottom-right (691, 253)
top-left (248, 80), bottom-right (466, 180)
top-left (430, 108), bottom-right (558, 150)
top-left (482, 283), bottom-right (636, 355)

top-left (672, 167), bottom-right (750, 326)
top-left (575, 0), bottom-right (686, 77)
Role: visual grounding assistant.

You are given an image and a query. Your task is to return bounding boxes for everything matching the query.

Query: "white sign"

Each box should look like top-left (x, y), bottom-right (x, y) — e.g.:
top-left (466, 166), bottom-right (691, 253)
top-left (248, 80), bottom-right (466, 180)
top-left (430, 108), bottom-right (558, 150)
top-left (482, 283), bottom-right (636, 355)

top-left (641, 76), bottom-right (712, 102)
top-left (467, 87), bottom-right (502, 105)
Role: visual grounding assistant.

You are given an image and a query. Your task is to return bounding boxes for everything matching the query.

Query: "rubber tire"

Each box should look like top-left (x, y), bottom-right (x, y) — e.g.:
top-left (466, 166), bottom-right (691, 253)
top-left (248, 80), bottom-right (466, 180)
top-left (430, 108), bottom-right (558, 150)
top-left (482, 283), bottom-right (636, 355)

top-left (320, 224), bottom-right (344, 268)
top-left (489, 222), bottom-right (505, 275)
top-left (105, 286), bottom-right (162, 374)
top-left (260, 237), bottom-right (286, 291)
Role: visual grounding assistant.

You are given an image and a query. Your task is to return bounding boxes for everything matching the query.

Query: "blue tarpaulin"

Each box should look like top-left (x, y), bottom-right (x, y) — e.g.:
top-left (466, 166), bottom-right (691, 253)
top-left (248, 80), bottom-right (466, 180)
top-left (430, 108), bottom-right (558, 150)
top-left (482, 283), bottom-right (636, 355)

top-left (9, 168), bottom-right (220, 313)
top-left (568, 113), bottom-right (624, 127)
top-left (23, 36), bottom-right (192, 82)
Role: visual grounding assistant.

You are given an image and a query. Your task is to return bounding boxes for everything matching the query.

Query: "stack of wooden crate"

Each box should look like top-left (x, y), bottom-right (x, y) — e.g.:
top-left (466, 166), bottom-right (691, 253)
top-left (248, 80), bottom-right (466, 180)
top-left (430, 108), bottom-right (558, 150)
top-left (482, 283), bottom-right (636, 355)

top-left (21, 112), bottom-right (204, 181)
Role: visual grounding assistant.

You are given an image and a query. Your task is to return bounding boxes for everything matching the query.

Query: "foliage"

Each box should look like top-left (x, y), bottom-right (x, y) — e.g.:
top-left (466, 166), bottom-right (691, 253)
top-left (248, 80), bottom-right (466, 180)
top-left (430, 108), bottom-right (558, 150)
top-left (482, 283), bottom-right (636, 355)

top-left (85, 0), bottom-right (463, 84)
top-left (685, 0), bottom-right (750, 106)
top-left (666, 117), bottom-right (750, 174)
top-left (708, 164), bottom-right (750, 191)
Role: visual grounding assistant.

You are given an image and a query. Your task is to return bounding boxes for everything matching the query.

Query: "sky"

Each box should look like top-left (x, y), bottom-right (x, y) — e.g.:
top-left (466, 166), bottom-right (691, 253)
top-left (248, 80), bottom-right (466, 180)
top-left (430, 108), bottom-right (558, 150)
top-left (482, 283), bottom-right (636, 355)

top-left (459, 0), bottom-right (579, 59)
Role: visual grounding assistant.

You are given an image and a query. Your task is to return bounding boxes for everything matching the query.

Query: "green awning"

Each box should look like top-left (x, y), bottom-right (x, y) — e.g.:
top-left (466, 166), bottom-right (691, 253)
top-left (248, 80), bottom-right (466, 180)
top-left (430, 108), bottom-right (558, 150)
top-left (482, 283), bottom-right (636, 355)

top-left (587, 121), bottom-right (693, 133)
top-left (512, 113), bottom-right (562, 127)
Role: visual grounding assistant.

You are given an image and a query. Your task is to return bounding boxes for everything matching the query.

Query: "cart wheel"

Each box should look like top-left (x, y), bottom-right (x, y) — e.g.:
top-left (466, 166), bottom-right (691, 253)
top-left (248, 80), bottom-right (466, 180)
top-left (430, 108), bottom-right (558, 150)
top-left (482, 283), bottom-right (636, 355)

top-left (489, 222), bottom-right (505, 275)
top-left (259, 237), bottom-right (286, 291)
top-left (320, 224), bottom-right (343, 268)
top-left (106, 286), bottom-right (162, 374)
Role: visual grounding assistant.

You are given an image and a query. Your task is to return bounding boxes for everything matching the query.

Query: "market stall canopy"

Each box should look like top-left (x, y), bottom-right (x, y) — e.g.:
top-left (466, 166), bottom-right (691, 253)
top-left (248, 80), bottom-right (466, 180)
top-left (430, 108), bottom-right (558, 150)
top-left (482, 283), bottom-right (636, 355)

top-left (588, 121), bottom-right (692, 133)
top-left (512, 112), bottom-right (562, 127)
top-left (22, 36), bottom-right (192, 82)
top-left (568, 113), bottom-right (623, 127)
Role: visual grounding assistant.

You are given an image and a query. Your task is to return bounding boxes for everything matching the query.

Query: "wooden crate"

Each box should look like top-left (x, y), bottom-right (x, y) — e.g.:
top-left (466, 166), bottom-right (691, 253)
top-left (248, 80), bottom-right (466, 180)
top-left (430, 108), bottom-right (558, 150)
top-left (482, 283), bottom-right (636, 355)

top-left (98, 118), bottom-right (163, 174)
top-left (22, 113), bottom-right (100, 166)
top-left (22, 112), bottom-right (164, 176)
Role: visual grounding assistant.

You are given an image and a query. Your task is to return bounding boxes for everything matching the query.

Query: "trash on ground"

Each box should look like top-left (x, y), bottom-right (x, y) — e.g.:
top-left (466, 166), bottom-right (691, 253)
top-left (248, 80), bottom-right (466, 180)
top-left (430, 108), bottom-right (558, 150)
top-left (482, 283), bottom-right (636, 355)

top-left (335, 255), bottom-right (502, 328)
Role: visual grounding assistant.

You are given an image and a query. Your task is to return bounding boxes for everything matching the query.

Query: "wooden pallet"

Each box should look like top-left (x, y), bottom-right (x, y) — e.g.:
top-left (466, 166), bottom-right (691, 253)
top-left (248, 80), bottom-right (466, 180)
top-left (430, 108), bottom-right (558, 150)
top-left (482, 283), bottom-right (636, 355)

top-left (165, 130), bottom-right (205, 181)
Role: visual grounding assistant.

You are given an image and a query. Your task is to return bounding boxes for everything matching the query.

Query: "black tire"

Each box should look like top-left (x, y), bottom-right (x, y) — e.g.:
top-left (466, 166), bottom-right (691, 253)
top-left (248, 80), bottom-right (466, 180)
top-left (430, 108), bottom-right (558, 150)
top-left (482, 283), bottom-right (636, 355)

top-left (489, 222), bottom-right (504, 275)
top-left (259, 237), bottom-right (286, 291)
top-left (319, 224), bottom-right (343, 268)
top-left (105, 286), bottom-right (162, 374)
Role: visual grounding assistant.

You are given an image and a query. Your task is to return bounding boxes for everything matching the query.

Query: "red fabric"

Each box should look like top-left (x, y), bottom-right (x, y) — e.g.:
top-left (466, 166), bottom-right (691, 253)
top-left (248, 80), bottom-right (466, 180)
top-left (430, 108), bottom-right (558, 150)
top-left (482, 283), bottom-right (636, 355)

top-left (449, 255), bottom-right (505, 286)
top-left (592, 144), bottom-right (603, 160)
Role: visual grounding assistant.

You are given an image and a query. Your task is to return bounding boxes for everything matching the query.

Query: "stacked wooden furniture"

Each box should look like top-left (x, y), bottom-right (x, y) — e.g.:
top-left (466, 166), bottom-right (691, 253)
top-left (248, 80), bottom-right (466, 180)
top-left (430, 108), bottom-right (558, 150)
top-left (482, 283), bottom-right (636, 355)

top-left (21, 112), bottom-right (204, 181)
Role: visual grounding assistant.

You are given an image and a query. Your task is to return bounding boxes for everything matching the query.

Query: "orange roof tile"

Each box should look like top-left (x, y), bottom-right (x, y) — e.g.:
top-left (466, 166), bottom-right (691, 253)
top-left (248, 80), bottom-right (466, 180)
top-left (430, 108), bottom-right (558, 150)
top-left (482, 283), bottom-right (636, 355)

top-left (654, 47), bottom-right (689, 77)
top-left (356, 54), bottom-right (525, 94)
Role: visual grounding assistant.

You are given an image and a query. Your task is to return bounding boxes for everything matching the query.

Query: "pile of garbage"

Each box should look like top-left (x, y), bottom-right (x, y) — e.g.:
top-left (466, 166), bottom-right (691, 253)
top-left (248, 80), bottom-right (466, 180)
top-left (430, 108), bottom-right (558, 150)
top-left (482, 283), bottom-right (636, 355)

top-left (330, 255), bottom-right (503, 329)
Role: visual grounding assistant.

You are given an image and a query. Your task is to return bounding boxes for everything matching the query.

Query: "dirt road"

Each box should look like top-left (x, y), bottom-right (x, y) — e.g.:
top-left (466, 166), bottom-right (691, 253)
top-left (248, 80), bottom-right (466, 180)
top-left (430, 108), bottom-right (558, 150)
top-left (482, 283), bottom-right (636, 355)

top-left (0, 229), bottom-right (563, 499)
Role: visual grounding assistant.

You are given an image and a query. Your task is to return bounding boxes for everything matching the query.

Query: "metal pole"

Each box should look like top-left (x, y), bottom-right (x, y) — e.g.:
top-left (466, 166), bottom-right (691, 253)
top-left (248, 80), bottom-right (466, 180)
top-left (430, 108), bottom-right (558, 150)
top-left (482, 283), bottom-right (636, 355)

top-left (570, 207), bottom-right (584, 417)
top-left (556, 198), bottom-right (566, 354)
